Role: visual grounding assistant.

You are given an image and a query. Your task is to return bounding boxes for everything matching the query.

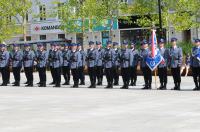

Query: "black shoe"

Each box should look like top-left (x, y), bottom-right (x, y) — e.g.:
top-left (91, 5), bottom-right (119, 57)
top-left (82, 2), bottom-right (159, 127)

top-left (26, 83), bottom-right (33, 87)
top-left (142, 86), bottom-right (149, 90)
top-left (54, 85), bottom-right (61, 88)
top-left (12, 82), bottom-right (16, 84)
top-left (79, 82), bottom-right (85, 85)
top-left (37, 82), bottom-right (41, 84)
top-left (0, 83), bottom-right (7, 86)
top-left (24, 81), bottom-right (29, 84)
top-left (158, 86), bottom-right (163, 90)
top-left (49, 82), bottom-right (55, 85)
top-left (72, 85), bottom-right (79, 88)
top-left (88, 85), bottom-right (92, 88)
top-left (13, 83), bottom-right (20, 86)
top-left (193, 87), bottom-right (200, 91)
top-left (114, 82), bottom-right (119, 86)
top-left (39, 83), bottom-right (46, 87)
top-left (97, 82), bottom-right (101, 85)
top-left (62, 82), bottom-right (68, 85)
top-left (120, 85), bottom-right (126, 89)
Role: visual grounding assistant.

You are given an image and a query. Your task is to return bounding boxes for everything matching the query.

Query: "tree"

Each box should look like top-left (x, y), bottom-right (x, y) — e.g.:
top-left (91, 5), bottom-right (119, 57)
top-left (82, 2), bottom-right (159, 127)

top-left (0, 0), bottom-right (32, 43)
top-left (53, 0), bottom-right (105, 45)
top-left (97, 0), bottom-right (128, 41)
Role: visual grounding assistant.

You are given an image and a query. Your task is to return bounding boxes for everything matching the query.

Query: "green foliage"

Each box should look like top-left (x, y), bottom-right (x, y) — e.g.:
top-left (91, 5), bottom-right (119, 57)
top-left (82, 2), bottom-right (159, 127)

top-left (0, 0), bottom-right (32, 43)
top-left (178, 41), bottom-right (193, 56)
top-left (128, 0), bottom-right (200, 31)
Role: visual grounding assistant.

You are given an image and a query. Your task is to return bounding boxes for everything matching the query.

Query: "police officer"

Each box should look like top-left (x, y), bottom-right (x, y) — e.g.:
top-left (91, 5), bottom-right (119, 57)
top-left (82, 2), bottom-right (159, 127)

top-left (10, 44), bottom-right (23, 86)
top-left (130, 41), bottom-right (139, 86)
top-left (190, 39), bottom-right (200, 91)
top-left (113, 42), bottom-right (120, 86)
top-left (35, 43), bottom-right (48, 87)
top-left (120, 41), bottom-right (131, 89)
top-left (157, 39), bottom-right (169, 90)
top-left (23, 43), bottom-right (35, 87)
top-left (70, 43), bottom-right (81, 88)
top-left (168, 38), bottom-right (183, 90)
top-left (48, 43), bottom-right (55, 85)
top-left (77, 43), bottom-right (86, 85)
top-left (96, 41), bottom-right (104, 85)
top-left (103, 41), bottom-right (115, 88)
top-left (0, 44), bottom-right (10, 86)
top-left (62, 43), bottom-right (71, 85)
top-left (86, 41), bottom-right (98, 88)
top-left (51, 43), bottom-right (63, 87)
top-left (140, 40), bottom-right (152, 89)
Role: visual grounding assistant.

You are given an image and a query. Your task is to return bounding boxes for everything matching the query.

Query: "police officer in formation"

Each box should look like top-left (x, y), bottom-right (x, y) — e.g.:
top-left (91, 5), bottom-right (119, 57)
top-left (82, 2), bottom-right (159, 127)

top-left (120, 41), bottom-right (131, 89)
top-left (48, 43), bottom-right (55, 85)
top-left (86, 41), bottom-right (97, 88)
top-left (157, 39), bottom-right (169, 90)
top-left (190, 39), bottom-right (200, 91)
top-left (96, 41), bottom-right (104, 86)
top-left (35, 43), bottom-right (48, 87)
top-left (77, 43), bottom-right (86, 85)
top-left (51, 43), bottom-right (63, 87)
top-left (130, 41), bottom-right (139, 86)
top-left (62, 43), bottom-right (71, 85)
top-left (0, 44), bottom-right (10, 86)
top-left (0, 37), bottom-right (200, 91)
top-left (23, 43), bottom-right (35, 87)
top-left (140, 40), bottom-right (152, 89)
top-left (70, 43), bottom-right (81, 88)
top-left (10, 44), bottom-right (23, 86)
top-left (168, 38), bottom-right (183, 90)
top-left (103, 41), bottom-right (115, 88)
top-left (113, 42), bottom-right (120, 86)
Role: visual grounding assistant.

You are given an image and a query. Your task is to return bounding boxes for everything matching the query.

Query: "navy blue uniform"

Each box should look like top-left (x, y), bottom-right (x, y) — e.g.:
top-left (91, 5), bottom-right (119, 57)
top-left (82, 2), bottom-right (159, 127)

top-left (0, 45), bottom-right (10, 86)
top-left (168, 46), bottom-right (183, 90)
top-left (190, 39), bottom-right (200, 90)
top-left (86, 47), bottom-right (98, 88)
top-left (62, 47), bottom-right (71, 85)
top-left (10, 48), bottom-right (23, 86)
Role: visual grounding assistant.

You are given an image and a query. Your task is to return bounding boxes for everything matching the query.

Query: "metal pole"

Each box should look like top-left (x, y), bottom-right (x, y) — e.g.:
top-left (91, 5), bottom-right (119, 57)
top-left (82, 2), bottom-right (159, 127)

top-left (158, 0), bottom-right (162, 37)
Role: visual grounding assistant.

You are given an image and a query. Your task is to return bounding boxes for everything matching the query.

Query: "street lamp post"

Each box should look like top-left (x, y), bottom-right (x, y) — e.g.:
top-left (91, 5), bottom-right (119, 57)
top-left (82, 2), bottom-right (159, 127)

top-left (158, 0), bottom-right (162, 37)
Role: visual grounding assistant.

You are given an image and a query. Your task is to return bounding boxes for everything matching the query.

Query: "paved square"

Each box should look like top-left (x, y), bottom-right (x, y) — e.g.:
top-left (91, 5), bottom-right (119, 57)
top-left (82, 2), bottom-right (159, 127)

top-left (0, 72), bottom-right (199, 132)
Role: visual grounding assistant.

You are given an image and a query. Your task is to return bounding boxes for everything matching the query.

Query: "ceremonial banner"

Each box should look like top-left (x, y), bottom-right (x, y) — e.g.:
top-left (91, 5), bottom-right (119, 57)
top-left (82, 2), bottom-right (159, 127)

top-left (146, 30), bottom-right (163, 71)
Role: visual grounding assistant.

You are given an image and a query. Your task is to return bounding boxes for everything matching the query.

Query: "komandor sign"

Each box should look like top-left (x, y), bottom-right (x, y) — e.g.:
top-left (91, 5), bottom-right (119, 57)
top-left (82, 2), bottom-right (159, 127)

top-left (31, 22), bottom-right (64, 34)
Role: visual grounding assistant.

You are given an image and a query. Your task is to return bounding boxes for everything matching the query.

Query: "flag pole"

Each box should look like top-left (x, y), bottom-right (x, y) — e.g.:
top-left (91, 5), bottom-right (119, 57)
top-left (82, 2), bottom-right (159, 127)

top-left (154, 68), bottom-right (157, 89)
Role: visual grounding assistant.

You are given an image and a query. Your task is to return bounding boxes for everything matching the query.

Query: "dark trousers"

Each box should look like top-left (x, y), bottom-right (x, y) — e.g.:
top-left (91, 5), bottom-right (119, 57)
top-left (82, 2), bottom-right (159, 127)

top-left (121, 67), bottom-right (130, 87)
top-left (12, 67), bottom-right (21, 83)
top-left (62, 66), bottom-right (70, 83)
top-left (71, 68), bottom-right (79, 86)
top-left (78, 66), bottom-right (85, 83)
top-left (171, 67), bottom-right (181, 84)
top-left (158, 67), bottom-right (168, 85)
top-left (113, 66), bottom-right (119, 84)
top-left (96, 66), bottom-right (104, 83)
top-left (88, 67), bottom-right (96, 86)
top-left (0, 67), bottom-right (9, 84)
top-left (142, 67), bottom-right (152, 87)
top-left (50, 66), bottom-right (55, 83)
top-left (7, 67), bottom-right (10, 83)
top-left (130, 66), bottom-right (137, 84)
top-left (54, 67), bottom-right (61, 86)
top-left (105, 68), bottom-right (113, 86)
top-left (24, 67), bottom-right (33, 83)
top-left (192, 67), bottom-right (200, 88)
top-left (37, 67), bottom-right (46, 83)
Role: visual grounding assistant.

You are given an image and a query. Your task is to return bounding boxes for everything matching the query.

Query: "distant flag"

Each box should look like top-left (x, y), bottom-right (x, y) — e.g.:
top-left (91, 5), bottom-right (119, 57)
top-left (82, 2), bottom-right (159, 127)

top-left (146, 29), bottom-right (162, 71)
top-left (151, 29), bottom-right (157, 58)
